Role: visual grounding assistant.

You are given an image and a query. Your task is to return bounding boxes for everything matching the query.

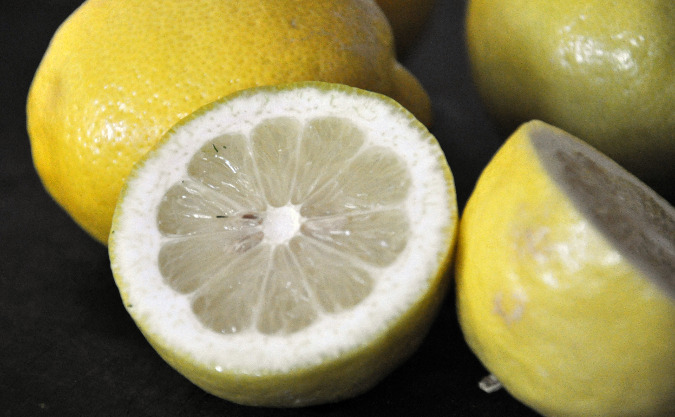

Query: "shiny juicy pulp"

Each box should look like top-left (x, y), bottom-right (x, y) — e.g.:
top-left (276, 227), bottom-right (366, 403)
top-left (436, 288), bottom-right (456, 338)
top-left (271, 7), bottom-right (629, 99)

top-left (156, 116), bottom-right (412, 335)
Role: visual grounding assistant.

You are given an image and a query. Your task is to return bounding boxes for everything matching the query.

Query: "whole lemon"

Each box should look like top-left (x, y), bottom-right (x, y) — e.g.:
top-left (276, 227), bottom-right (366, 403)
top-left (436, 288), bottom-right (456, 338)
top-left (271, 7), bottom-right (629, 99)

top-left (375, 0), bottom-right (436, 54)
top-left (466, 0), bottom-right (675, 182)
top-left (27, 0), bottom-right (431, 245)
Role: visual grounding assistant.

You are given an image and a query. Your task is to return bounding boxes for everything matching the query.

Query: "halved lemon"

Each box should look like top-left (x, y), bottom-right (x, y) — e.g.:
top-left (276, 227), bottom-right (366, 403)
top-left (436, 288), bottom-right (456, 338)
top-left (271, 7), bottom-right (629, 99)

top-left (456, 120), bottom-right (675, 416)
top-left (109, 82), bottom-right (458, 407)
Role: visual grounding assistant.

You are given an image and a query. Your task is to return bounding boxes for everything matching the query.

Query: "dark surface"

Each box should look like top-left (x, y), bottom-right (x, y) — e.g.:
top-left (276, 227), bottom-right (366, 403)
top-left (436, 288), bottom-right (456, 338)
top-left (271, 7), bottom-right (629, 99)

top-left (4, 1), bottom-right (662, 416)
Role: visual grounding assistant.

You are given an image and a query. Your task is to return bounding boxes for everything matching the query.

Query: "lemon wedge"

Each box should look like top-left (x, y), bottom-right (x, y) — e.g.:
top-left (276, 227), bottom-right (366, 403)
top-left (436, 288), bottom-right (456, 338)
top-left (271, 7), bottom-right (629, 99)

top-left (109, 82), bottom-right (457, 407)
top-left (456, 120), bottom-right (675, 417)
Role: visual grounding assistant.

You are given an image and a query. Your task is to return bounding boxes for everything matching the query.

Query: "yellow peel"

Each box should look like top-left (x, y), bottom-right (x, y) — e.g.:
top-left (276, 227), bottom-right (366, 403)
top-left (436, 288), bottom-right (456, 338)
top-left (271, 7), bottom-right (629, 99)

top-left (456, 120), bottom-right (675, 417)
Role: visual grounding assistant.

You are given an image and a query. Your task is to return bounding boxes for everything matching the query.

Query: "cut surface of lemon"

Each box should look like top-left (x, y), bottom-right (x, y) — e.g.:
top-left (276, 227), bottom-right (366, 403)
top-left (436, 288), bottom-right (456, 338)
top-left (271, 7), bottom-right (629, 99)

top-left (109, 82), bottom-right (457, 407)
top-left (456, 120), bottom-right (675, 417)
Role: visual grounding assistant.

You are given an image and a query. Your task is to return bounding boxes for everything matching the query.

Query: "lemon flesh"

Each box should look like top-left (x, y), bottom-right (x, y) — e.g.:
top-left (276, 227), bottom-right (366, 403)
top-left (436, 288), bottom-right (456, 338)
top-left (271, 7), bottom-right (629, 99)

top-left (109, 82), bottom-right (457, 407)
top-left (456, 120), bottom-right (675, 417)
top-left (28, 0), bottom-right (431, 245)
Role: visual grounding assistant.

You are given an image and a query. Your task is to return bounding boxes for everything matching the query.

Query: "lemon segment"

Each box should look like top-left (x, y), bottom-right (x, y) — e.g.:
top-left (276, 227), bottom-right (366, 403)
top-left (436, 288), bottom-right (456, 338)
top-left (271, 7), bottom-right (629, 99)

top-left (109, 82), bottom-right (457, 407)
top-left (455, 120), bottom-right (675, 417)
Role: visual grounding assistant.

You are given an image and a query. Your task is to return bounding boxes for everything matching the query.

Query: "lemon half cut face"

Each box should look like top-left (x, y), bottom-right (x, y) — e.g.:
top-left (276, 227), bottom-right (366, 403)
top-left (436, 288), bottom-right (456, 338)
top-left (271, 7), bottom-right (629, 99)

top-left (109, 82), bottom-right (458, 407)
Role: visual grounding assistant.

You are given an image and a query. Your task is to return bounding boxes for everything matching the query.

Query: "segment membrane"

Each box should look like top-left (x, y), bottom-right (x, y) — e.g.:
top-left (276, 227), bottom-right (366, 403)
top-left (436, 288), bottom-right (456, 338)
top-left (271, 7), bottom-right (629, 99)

top-left (159, 230), bottom-right (264, 294)
top-left (251, 117), bottom-right (302, 207)
top-left (187, 133), bottom-right (267, 212)
top-left (157, 179), bottom-right (262, 236)
top-left (289, 236), bottom-right (374, 313)
top-left (300, 146), bottom-right (411, 217)
top-left (192, 245), bottom-right (271, 334)
top-left (302, 209), bottom-right (409, 266)
top-left (157, 116), bottom-right (412, 334)
top-left (291, 117), bottom-right (365, 204)
top-left (256, 244), bottom-right (318, 334)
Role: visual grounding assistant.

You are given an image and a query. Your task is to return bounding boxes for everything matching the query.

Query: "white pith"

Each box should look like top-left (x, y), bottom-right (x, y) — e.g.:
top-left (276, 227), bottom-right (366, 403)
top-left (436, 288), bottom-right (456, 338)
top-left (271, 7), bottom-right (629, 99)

top-left (262, 204), bottom-right (301, 245)
top-left (111, 85), bottom-right (456, 373)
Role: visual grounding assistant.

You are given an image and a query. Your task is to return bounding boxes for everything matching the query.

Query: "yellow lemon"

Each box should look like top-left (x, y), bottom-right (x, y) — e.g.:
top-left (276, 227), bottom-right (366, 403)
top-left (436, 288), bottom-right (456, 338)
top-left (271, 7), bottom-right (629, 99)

top-left (375, 0), bottom-right (436, 54)
top-left (466, 0), bottom-right (675, 182)
top-left (456, 120), bottom-right (675, 416)
top-left (27, 0), bottom-right (431, 245)
top-left (109, 82), bottom-right (457, 406)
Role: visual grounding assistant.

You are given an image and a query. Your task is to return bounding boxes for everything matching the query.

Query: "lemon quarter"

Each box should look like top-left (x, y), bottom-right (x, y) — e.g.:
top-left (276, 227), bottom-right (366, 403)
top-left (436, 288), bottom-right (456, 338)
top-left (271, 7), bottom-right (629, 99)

top-left (109, 82), bottom-right (457, 407)
top-left (456, 120), bottom-right (675, 416)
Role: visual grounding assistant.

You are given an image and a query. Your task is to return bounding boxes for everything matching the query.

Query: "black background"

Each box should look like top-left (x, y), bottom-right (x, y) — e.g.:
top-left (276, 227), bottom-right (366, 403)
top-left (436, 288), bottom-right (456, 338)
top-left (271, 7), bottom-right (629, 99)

top-left (3, 1), bottom-right (670, 416)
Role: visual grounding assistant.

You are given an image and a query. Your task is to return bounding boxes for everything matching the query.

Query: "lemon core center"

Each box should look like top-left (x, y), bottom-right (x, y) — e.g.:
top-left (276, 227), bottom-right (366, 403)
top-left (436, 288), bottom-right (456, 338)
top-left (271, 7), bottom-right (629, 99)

top-left (263, 205), bottom-right (302, 245)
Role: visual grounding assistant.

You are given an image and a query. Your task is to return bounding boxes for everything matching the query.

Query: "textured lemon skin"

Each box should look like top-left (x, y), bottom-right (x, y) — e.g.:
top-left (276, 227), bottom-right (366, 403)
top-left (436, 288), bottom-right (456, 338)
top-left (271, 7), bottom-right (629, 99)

top-left (375, 0), bottom-right (436, 54)
top-left (27, 0), bottom-right (431, 245)
top-left (466, 0), bottom-right (675, 181)
top-left (109, 83), bottom-right (457, 407)
top-left (455, 121), bottom-right (675, 417)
